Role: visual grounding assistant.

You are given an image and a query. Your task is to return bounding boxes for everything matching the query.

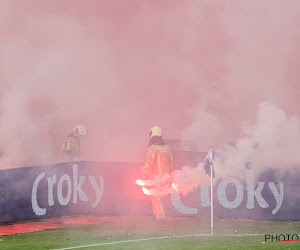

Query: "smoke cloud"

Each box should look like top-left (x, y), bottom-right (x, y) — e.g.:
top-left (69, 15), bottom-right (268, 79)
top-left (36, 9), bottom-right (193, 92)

top-left (214, 101), bottom-right (300, 179)
top-left (0, 0), bottom-right (300, 174)
top-left (138, 101), bottom-right (300, 196)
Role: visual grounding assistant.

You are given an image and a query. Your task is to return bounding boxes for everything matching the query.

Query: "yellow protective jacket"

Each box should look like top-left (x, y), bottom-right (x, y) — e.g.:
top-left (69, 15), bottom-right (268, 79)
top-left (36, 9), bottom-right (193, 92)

top-left (57, 134), bottom-right (79, 163)
top-left (141, 144), bottom-right (173, 178)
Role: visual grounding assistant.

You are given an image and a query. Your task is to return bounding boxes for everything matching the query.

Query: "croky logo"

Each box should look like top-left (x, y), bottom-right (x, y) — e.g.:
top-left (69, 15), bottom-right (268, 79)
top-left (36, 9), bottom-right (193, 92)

top-left (31, 164), bottom-right (104, 215)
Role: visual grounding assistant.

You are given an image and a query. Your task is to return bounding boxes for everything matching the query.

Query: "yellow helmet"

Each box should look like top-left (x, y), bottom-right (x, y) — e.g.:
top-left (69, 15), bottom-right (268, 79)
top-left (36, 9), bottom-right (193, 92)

top-left (149, 126), bottom-right (163, 138)
top-left (73, 124), bottom-right (88, 136)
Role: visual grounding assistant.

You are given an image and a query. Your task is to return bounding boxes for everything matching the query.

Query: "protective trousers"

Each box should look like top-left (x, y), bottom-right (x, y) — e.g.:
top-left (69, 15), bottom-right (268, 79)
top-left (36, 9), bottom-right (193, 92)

top-left (151, 196), bottom-right (165, 220)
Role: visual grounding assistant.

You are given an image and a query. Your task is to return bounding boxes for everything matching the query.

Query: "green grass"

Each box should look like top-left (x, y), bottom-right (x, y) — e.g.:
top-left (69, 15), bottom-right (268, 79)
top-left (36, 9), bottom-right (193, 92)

top-left (0, 217), bottom-right (300, 249)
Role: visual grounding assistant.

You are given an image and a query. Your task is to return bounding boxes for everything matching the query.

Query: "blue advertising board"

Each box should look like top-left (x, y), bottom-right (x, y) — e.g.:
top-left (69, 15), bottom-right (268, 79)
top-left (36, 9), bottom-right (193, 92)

top-left (0, 158), bottom-right (299, 222)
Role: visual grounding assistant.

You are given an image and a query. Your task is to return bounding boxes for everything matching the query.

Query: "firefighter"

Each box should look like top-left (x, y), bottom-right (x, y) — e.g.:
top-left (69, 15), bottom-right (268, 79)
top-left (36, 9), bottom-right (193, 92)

top-left (141, 126), bottom-right (173, 221)
top-left (56, 124), bottom-right (88, 163)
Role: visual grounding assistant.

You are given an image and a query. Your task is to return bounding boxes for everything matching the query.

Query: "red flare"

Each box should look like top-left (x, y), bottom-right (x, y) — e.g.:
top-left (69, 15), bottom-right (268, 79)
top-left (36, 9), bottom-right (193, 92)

top-left (136, 179), bottom-right (144, 186)
top-left (142, 187), bottom-right (150, 195)
top-left (172, 183), bottom-right (178, 191)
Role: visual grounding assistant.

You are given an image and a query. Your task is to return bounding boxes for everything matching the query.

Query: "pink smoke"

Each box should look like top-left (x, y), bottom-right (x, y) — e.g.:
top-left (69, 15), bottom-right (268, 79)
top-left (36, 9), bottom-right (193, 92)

top-left (0, 0), bottom-right (299, 170)
top-left (136, 164), bottom-right (210, 196)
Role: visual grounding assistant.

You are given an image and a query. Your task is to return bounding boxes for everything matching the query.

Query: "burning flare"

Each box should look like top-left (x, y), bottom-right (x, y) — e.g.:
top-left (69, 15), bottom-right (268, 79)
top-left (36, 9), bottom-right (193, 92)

top-left (142, 187), bottom-right (150, 195)
top-left (172, 183), bottom-right (178, 191)
top-left (136, 179), bottom-right (145, 186)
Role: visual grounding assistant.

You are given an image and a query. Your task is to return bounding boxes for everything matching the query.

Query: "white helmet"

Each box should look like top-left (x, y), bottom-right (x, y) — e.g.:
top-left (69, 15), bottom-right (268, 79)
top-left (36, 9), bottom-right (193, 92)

top-left (149, 126), bottom-right (163, 138)
top-left (73, 124), bottom-right (88, 136)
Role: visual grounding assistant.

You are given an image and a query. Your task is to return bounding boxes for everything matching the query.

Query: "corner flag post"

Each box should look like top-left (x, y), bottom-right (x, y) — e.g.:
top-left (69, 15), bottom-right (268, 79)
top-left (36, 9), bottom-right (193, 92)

top-left (203, 146), bottom-right (214, 234)
top-left (210, 162), bottom-right (214, 235)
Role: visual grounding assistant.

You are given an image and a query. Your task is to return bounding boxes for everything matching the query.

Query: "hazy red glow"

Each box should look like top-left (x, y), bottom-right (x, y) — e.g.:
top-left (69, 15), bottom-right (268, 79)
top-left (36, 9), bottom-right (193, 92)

top-left (0, 0), bottom-right (300, 168)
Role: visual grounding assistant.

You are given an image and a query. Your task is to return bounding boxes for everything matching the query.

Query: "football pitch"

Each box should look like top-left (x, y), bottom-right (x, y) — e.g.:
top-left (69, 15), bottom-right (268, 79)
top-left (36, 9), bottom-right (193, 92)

top-left (0, 216), bottom-right (299, 249)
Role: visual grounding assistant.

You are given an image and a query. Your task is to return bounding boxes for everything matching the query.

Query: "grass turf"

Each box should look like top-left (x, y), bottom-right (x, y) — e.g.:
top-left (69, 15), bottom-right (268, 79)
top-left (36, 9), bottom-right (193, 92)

top-left (0, 217), bottom-right (299, 249)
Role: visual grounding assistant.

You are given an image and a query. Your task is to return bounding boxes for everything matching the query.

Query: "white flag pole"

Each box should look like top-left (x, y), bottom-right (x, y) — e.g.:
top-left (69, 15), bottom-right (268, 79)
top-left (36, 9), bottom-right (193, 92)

top-left (210, 162), bottom-right (214, 235)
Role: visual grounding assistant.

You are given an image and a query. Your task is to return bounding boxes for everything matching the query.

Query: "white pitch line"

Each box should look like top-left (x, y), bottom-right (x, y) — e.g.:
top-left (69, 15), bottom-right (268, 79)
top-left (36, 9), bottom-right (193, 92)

top-left (51, 233), bottom-right (263, 250)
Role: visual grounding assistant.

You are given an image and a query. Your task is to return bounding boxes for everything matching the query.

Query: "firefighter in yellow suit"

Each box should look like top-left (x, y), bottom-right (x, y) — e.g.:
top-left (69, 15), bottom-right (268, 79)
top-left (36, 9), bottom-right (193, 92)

top-left (57, 124), bottom-right (88, 163)
top-left (141, 126), bottom-right (173, 221)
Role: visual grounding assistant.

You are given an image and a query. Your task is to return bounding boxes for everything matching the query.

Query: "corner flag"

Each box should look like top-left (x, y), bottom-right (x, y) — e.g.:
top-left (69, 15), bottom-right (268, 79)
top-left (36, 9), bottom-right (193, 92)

top-left (203, 146), bottom-right (215, 178)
